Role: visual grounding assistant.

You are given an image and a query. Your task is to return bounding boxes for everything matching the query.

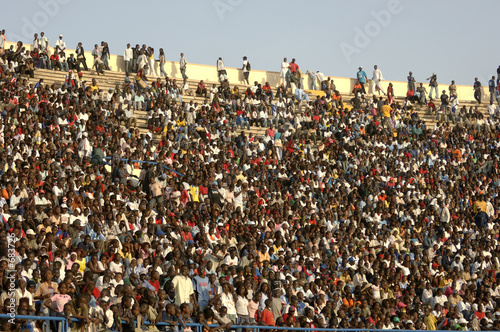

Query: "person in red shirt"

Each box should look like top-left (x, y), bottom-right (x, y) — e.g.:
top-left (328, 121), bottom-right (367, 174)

top-left (262, 82), bottom-right (273, 101)
top-left (196, 80), bottom-right (207, 97)
top-left (260, 299), bottom-right (275, 326)
top-left (146, 271), bottom-right (160, 293)
top-left (474, 304), bottom-right (486, 320)
top-left (407, 86), bottom-right (419, 103)
top-left (50, 53), bottom-right (61, 70)
top-left (289, 59), bottom-right (299, 73)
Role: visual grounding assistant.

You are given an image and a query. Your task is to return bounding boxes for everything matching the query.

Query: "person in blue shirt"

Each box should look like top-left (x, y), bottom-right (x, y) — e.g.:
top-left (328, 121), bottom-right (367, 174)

top-left (407, 71), bottom-right (416, 91)
top-left (356, 66), bottom-right (368, 94)
top-left (294, 85), bottom-right (310, 102)
top-left (17, 308), bottom-right (34, 332)
top-left (192, 266), bottom-right (211, 311)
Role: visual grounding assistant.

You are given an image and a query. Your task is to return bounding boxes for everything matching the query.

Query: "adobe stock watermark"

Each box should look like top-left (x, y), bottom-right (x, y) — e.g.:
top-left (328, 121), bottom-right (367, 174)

top-left (9, 0), bottom-right (72, 42)
top-left (213, 0), bottom-right (243, 21)
top-left (340, 0), bottom-right (404, 64)
top-left (6, 233), bottom-right (18, 325)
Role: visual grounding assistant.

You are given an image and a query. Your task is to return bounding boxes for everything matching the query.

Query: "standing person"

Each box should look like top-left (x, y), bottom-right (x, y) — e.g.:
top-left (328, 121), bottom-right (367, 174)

top-left (407, 71), bottom-right (415, 91)
top-left (440, 90), bottom-right (449, 121)
top-left (305, 70), bottom-right (317, 90)
top-left (0, 29), bottom-right (5, 51)
top-left (172, 265), bottom-right (197, 308)
top-left (159, 48), bottom-right (167, 77)
top-left (124, 43), bottom-right (133, 74)
top-left (93, 54), bottom-right (104, 75)
top-left (180, 52), bottom-right (188, 80)
top-left (449, 80), bottom-right (457, 98)
top-left (148, 47), bottom-right (156, 76)
top-left (132, 44), bottom-right (140, 73)
top-left (217, 57), bottom-right (225, 77)
top-left (192, 266), bottom-right (210, 312)
top-left (91, 44), bottom-right (101, 59)
top-left (280, 58), bottom-right (288, 85)
top-left (316, 71), bottom-right (326, 90)
top-left (102, 42), bottom-right (110, 70)
top-left (473, 77), bottom-right (482, 104)
top-left (371, 65), bottom-right (385, 95)
top-left (426, 72), bottom-right (438, 99)
top-left (137, 50), bottom-right (147, 71)
top-left (55, 34), bottom-right (66, 53)
top-left (417, 83), bottom-right (427, 105)
top-left (357, 66), bottom-right (367, 94)
top-left (387, 82), bottom-right (394, 104)
top-left (242, 56), bottom-right (250, 85)
top-left (489, 76), bottom-right (496, 104)
top-left (32, 33), bottom-right (38, 50)
top-left (38, 32), bottom-right (48, 52)
top-left (76, 42), bottom-right (88, 71)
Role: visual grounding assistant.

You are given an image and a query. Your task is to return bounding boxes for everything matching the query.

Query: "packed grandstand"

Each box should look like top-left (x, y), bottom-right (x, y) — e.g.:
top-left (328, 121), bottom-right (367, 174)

top-left (0, 31), bottom-right (500, 332)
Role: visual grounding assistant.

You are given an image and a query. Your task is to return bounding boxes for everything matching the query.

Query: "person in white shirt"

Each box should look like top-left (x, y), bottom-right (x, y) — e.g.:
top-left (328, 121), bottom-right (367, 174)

top-left (137, 50), bottom-right (147, 71)
top-left (59, 51), bottom-right (69, 72)
top-left (259, 108), bottom-right (268, 128)
top-left (217, 57), bottom-right (225, 76)
top-left (316, 71), bottom-right (325, 87)
top-left (55, 34), bottom-right (66, 53)
top-left (15, 279), bottom-right (34, 310)
top-left (421, 283), bottom-right (433, 305)
top-left (242, 56), bottom-right (249, 85)
top-left (171, 265), bottom-right (195, 306)
top-left (371, 65), bottom-right (385, 95)
top-left (431, 288), bottom-right (447, 308)
top-left (222, 249), bottom-right (239, 266)
top-left (280, 58), bottom-right (288, 85)
top-left (38, 32), bottom-right (49, 51)
top-left (124, 43), bottom-right (133, 73)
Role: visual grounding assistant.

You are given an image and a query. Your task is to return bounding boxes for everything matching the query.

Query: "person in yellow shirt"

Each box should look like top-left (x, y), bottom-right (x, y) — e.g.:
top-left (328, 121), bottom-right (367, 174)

top-left (189, 183), bottom-right (200, 202)
top-left (90, 78), bottom-right (99, 92)
top-left (472, 194), bottom-right (487, 213)
top-left (235, 170), bottom-right (247, 183)
top-left (424, 307), bottom-right (437, 330)
top-left (381, 100), bottom-right (392, 118)
top-left (176, 118), bottom-right (186, 127)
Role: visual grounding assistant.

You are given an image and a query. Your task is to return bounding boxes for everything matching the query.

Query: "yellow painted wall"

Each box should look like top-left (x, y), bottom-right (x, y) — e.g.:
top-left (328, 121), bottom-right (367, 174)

top-left (9, 41), bottom-right (486, 101)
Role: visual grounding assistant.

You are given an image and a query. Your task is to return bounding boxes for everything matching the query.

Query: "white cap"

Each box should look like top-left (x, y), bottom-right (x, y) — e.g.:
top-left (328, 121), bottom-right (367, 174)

top-left (26, 229), bottom-right (36, 236)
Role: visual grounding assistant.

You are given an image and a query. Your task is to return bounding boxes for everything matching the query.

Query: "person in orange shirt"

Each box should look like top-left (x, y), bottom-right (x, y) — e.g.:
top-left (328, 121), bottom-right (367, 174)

top-left (260, 299), bottom-right (275, 326)
top-left (352, 80), bottom-right (362, 95)
top-left (1, 183), bottom-right (12, 201)
top-left (342, 292), bottom-right (356, 308)
top-left (258, 246), bottom-right (270, 262)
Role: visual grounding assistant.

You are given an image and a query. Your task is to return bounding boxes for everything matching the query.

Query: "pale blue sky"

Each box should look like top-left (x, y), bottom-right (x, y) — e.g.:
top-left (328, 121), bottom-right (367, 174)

top-left (5, 0), bottom-right (499, 86)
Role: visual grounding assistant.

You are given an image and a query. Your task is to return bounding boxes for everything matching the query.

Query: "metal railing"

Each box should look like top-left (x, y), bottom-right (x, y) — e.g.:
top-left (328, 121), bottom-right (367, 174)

top-left (0, 314), bottom-right (69, 332)
top-left (1, 314), bottom-right (492, 332)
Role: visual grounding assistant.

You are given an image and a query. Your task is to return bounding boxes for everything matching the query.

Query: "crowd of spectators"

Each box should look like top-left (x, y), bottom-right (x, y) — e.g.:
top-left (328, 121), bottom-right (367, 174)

top-left (1, 30), bottom-right (500, 332)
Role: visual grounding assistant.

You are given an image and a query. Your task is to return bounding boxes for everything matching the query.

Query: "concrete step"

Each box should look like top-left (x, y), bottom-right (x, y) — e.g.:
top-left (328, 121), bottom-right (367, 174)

top-left (31, 68), bottom-right (494, 130)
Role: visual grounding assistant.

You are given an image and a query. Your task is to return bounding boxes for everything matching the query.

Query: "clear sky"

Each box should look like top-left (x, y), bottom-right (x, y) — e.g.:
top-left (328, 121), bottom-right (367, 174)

top-left (4, 0), bottom-right (499, 87)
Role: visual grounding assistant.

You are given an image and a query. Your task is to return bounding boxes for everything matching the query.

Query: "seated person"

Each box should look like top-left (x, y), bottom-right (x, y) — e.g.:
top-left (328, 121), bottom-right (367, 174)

top-left (196, 80), bottom-right (207, 97)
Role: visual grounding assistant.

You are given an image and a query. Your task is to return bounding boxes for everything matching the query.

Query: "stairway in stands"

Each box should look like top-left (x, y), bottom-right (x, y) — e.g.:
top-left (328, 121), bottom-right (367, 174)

top-left (30, 68), bottom-right (491, 142)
